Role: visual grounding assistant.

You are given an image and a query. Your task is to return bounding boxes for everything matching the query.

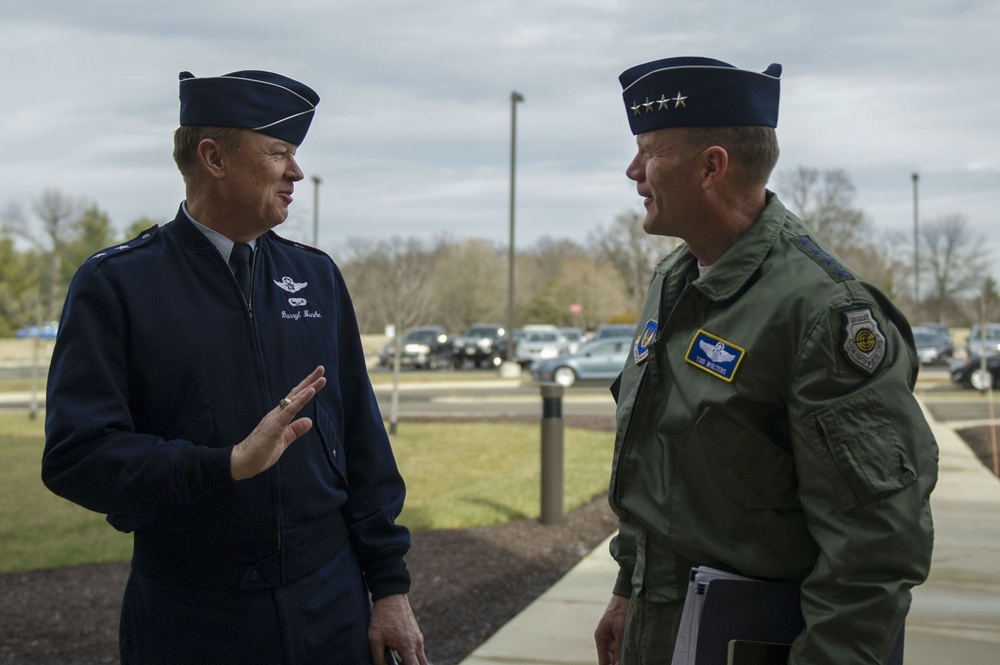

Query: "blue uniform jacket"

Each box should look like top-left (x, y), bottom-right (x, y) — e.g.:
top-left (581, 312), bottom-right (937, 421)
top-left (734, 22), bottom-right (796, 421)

top-left (42, 208), bottom-right (410, 599)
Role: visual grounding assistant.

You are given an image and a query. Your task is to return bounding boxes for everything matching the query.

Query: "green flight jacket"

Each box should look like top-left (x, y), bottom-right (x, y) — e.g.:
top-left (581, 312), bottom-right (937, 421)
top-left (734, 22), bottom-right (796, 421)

top-left (608, 193), bottom-right (937, 664)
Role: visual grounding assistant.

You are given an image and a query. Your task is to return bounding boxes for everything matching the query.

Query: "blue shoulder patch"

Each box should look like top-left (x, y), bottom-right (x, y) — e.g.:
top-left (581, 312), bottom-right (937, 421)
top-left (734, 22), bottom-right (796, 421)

top-left (634, 319), bottom-right (657, 365)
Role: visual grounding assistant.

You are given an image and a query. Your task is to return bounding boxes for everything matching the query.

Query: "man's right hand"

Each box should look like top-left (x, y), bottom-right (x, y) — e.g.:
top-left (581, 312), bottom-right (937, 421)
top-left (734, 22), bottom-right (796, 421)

top-left (595, 593), bottom-right (629, 665)
top-left (230, 365), bottom-right (327, 481)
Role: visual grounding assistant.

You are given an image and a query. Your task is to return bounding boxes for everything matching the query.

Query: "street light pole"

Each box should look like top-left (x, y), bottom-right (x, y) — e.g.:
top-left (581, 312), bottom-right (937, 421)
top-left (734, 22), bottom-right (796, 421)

top-left (912, 172), bottom-right (919, 307)
top-left (311, 175), bottom-right (322, 247)
top-left (507, 91), bottom-right (524, 363)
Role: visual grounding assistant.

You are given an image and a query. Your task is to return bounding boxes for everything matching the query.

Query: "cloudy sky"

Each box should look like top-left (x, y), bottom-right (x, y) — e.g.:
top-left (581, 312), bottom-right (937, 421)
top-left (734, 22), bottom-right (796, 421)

top-left (2, 0), bottom-right (998, 268)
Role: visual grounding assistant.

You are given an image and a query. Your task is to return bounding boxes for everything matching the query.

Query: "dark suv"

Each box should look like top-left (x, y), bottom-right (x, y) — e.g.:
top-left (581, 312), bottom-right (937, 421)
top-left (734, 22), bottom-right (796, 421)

top-left (452, 323), bottom-right (510, 368)
top-left (379, 326), bottom-right (453, 370)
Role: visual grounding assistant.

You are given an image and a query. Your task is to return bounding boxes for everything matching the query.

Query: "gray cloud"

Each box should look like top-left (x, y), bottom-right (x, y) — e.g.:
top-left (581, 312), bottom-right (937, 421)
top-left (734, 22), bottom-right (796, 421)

top-left (1, 0), bottom-right (997, 268)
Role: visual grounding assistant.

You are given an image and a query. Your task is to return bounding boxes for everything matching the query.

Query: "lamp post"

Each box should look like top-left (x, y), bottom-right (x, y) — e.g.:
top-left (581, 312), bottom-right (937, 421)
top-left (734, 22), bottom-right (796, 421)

top-left (912, 172), bottom-right (919, 307)
top-left (507, 91), bottom-right (524, 363)
top-left (311, 175), bottom-right (322, 247)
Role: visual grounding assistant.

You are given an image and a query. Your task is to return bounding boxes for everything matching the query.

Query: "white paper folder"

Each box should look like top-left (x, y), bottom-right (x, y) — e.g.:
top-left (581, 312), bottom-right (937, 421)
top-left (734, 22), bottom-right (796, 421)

top-left (671, 566), bottom-right (904, 665)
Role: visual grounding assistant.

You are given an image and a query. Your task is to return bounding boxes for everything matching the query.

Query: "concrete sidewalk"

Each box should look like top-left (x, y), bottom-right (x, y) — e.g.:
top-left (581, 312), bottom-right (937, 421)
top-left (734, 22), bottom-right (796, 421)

top-left (458, 407), bottom-right (1000, 665)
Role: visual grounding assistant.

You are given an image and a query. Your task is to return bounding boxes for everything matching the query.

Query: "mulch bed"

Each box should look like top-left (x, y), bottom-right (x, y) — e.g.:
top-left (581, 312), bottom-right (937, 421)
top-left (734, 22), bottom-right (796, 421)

top-left (952, 424), bottom-right (1000, 479)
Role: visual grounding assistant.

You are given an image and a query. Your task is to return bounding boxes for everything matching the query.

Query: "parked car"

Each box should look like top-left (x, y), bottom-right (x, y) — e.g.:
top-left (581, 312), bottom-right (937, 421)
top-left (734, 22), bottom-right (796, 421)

top-left (967, 323), bottom-right (1000, 358)
top-left (912, 325), bottom-right (953, 365)
top-left (950, 355), bottom-right (1000, 391)
top-left (514, 325), bottom-right (569, 368)
top-left (592, 323), bottom-right (636, 341)
top-left (378, 326), bottom-right (453, 370)
top-left (559, 327), bottom-right (585, 354)
top-left (14, 322), bottom-right (58, 339)
top-left (452, 323), bottom-right (509, 368)
top-left (530, 338), bottom-right (631, 387)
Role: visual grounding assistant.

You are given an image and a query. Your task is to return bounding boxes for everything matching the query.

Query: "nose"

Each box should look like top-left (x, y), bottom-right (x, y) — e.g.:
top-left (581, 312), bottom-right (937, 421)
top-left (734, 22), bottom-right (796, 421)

top-left (287, 155), bottom-right (304, 182)
top-left (626, 150), bottom-right (644, 183)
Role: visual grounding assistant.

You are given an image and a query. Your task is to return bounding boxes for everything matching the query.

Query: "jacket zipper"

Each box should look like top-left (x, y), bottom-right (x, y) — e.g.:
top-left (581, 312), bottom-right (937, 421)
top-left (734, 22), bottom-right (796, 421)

top-left (246, 245), bottom-right (256, 318)
top-left (611, 276), bottom-right (694, 509)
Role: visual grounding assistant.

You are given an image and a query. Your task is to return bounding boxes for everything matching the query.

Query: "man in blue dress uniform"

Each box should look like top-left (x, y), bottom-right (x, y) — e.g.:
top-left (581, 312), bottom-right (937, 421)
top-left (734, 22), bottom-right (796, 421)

top-left (42, 70), bottom-right (427, 665)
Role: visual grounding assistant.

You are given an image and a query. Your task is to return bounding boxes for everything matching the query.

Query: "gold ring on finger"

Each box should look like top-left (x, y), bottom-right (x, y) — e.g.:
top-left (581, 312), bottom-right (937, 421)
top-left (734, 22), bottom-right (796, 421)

top-left (278, 397), bottom-right (292, 410)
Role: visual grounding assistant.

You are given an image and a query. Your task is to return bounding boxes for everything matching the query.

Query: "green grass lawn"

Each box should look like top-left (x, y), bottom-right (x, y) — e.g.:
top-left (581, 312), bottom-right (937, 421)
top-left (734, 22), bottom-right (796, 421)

top-left (0, 414), bottom-right (133, 572)
top-left (392, 421), bottom-right (613, 530)
top-left (0, 377), bottom-right (46, 393)
top-left (0, 413), bottom-right (613, 573)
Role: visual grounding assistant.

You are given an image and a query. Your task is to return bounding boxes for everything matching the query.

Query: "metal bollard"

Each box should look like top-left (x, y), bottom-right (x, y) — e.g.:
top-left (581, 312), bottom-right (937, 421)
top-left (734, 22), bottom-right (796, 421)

top-left (540, 382), bottom-right (565, 525)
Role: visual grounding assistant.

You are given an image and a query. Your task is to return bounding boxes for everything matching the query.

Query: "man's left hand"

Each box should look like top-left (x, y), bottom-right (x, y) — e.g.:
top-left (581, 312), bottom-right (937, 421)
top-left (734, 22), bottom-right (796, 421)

top-left (369, 594), bottom-right (427, 665)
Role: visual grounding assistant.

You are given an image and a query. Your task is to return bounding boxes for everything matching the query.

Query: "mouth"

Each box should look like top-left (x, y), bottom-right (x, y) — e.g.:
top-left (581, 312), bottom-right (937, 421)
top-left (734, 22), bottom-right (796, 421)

top-left (278, 192), bottom-right (293, 204)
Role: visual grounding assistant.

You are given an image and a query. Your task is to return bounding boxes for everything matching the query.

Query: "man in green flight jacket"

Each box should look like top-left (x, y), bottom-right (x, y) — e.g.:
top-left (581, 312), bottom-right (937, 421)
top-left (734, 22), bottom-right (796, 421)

top-left (594, 57), bottom-right (937, 665)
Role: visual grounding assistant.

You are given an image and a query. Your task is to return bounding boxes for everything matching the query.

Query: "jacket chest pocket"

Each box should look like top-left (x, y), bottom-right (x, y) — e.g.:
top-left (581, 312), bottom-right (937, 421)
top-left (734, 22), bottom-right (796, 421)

top-left (696, 406), bottom-right (800, 511)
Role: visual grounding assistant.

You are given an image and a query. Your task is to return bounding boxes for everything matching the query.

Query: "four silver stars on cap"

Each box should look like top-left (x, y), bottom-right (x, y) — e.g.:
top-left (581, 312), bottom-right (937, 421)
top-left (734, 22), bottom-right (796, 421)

top-left (631, 91), bottom-right (688, 116)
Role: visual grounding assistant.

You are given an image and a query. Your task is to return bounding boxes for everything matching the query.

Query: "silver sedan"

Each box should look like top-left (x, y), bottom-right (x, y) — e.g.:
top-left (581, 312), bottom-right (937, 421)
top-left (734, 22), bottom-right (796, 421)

top-left (530, 339), bottom-right (631, 387)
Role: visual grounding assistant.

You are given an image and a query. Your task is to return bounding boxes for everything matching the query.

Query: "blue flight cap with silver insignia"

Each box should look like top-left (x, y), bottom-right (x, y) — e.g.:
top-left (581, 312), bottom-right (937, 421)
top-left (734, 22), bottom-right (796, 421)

top-left (178, 70), bottom-right (320, 145)
top-left (619, 56), bottom-right (781, 135)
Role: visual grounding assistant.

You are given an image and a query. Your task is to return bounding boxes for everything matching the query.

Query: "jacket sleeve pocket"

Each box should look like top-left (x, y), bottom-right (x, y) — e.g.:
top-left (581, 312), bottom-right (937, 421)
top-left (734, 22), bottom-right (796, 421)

top-left (808, 389), bottom-right (918, 510)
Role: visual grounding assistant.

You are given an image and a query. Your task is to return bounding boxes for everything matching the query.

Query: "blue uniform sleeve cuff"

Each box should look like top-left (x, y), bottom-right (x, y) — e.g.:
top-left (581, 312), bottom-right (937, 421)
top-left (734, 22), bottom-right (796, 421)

top-left (366, 558), bottom-right (412, 601)
top-left (178, 445), bottom-right (234, 500)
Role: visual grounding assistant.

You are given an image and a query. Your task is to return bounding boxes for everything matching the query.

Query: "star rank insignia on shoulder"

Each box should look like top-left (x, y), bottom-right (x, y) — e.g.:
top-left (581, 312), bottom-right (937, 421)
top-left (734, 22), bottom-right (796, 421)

top-left (791, 236), bottom-right (854, 282)
top-left (840, 308), bottom-right (887, 375)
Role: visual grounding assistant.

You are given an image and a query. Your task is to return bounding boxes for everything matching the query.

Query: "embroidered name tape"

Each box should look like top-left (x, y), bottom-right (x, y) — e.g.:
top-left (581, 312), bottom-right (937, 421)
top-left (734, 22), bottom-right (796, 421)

top-left (685, 330), bottom-right (745, 382)
top-left (634, 319), bottom-right (657, 365)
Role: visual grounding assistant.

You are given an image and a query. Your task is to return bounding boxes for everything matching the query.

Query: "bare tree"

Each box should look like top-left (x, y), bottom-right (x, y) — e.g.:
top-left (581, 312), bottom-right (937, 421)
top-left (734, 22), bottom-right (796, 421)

top-left (775, 167), bottom-right (869, 258)
top-left (771, 167), bottom-right (915, 305)
top-left (921, 214), bottom-right (991, 323)
top-left (588, 210), bottom-right (676, 318)
top-left (339, 236), bottom-right (443, 334)
top-left (519, 256), bottom-right (628, 329)
top-left (1, 190), bottom-right (84, 322)
top-left (431, 238), bottom-right (506, 332)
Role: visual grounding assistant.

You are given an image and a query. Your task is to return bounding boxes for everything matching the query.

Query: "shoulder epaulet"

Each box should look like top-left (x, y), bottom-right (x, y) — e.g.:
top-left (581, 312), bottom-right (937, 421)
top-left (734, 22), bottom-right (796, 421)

top-left (86, 225), bottom-right (160, 263)
top-left (268, 232), bottom-right (333, 260)
top-left (789, 235), bottom-right (854, 283)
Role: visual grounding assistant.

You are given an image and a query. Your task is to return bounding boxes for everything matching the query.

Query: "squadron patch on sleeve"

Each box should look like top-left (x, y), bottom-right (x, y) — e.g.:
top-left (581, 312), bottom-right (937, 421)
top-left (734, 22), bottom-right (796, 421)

top-left (634, 319), bottom-right (657, 365)
top-left (840, 308), bottom-right (887, 375)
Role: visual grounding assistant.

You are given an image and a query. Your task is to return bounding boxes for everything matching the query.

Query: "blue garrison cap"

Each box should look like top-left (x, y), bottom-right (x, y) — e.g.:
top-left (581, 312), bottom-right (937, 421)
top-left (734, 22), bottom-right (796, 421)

top-left (178, 70), bottom-right (320, 145)
top-left (619, 57), bottom-right (781, 135)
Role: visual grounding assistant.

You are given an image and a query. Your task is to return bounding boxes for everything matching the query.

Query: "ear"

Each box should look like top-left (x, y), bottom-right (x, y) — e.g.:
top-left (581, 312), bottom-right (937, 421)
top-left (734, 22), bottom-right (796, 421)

top-left (195, 139), bottom-right (228, 180)
top-left (700, 146), bottom-right (729, 190)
